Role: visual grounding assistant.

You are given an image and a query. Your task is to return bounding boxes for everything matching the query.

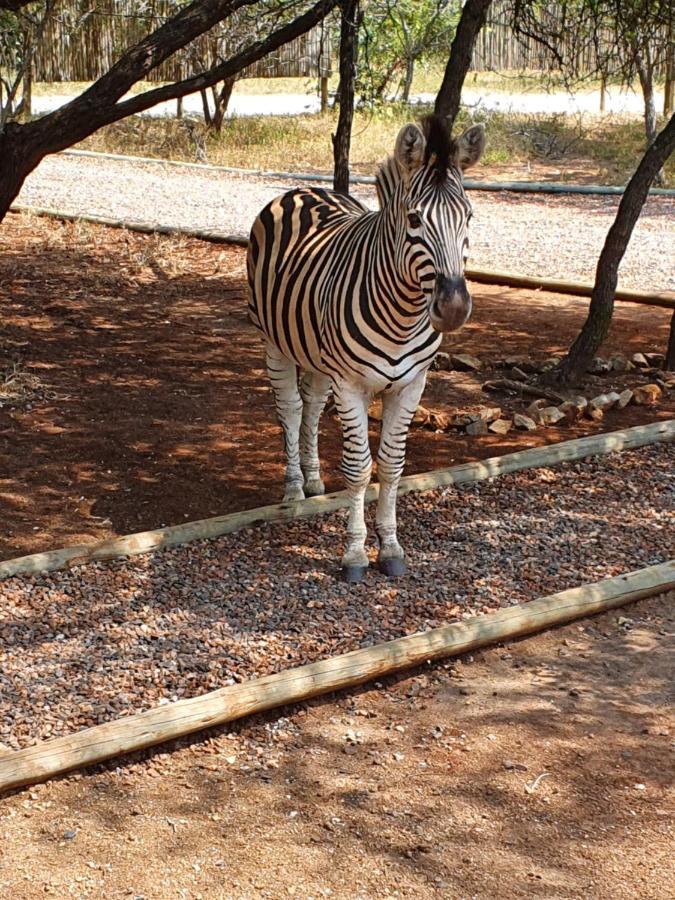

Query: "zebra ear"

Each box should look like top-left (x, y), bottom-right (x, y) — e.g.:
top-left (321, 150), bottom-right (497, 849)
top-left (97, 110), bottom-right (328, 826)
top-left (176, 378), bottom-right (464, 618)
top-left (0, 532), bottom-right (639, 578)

top-left (394, 124), bottom-right (426, 183)
top-left (453, 124), bottom-right (486, 171)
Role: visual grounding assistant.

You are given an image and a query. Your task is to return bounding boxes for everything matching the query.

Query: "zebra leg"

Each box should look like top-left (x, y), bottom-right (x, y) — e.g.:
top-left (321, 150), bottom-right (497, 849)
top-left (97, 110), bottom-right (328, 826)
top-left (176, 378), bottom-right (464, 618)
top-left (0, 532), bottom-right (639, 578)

top-left (376, 371), bottom-right (428, 577)
top-left (299, 370), bottom-right (331, 497)
top-left (265, 342), bottom-right (305, 502)
top-left (333, 380), bottom-right (373, 583)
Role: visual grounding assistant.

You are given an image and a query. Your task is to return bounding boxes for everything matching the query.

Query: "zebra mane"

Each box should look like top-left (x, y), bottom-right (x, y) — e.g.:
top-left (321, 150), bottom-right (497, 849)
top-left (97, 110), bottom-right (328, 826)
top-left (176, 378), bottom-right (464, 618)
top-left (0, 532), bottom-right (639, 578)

top-left (421, 115), bottom-right (453, 183)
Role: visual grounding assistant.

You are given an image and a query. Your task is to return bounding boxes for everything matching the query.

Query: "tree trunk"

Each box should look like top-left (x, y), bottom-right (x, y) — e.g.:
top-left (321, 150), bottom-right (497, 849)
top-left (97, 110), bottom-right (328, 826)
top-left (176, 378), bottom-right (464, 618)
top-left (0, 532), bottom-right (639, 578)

top-left (320, 75), bottom-right (328, 112)
top-left (176, 96), bottom-right (183, 119)
top-left (666, 311), bottom-right (675, 371)
top-left (665, 38), bottom-right (674, 116)
top-left (0, 122), bottom-right (42, 219)
top-left (434, 0), bottom-right (492, 127)
top-left (200, 88), bottom-right (212, 126)
top-left (635, 49), bottom-right (663, 185)
top-left (599, 73), bottom-right (607, 113)
top-left (210, 75), bottom-right (236, 132)
top-left (636, 56), bottom-right (657, 145)
top-left (332, 0), bottom-right (359, 194)
top-left (554, 114), bottom-right (675, 385)
top-left (401, 57), bottom-right (415, 103)
top-left (15, 26), bottom-right (33, 123)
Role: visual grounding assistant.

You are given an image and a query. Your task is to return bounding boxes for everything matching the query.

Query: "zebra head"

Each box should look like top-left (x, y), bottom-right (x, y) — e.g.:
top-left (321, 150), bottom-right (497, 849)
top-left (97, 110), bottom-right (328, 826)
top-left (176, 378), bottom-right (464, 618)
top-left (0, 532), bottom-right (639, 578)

top-left (391, 116), bottom-right (485, 333)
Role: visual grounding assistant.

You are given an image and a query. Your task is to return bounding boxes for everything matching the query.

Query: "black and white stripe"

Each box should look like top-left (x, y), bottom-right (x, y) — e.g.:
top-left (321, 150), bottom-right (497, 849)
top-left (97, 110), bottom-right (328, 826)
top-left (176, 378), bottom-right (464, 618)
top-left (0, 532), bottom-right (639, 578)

top-left (246, 116), bottom-right (485, 579)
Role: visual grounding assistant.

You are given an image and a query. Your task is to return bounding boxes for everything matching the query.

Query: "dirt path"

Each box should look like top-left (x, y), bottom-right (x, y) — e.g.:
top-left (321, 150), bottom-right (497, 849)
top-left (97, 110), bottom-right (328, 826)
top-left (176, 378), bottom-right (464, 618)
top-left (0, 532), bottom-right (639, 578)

top-left (1, 592), bottom-right (672, 899)
top-left (1, 213), bottom-right (673, 562)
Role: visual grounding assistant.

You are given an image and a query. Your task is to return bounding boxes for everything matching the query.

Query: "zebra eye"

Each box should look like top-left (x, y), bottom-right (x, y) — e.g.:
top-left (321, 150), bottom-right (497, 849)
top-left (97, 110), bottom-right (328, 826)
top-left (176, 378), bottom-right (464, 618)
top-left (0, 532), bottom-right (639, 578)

top-left (407, 211), bottom-right (422, 230)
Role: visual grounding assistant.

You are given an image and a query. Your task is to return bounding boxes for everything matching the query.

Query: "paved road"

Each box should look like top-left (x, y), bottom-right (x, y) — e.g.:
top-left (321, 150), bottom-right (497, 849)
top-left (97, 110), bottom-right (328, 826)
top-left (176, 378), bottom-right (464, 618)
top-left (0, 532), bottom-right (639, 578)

top-left (32, 85), bottom-right (661, 120)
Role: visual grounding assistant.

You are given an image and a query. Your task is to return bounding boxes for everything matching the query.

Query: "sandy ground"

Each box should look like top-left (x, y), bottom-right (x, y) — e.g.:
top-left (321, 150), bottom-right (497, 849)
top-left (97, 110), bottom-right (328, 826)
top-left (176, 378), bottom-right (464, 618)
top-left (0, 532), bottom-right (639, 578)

top-left (0, 592), bottom-right (672, 899)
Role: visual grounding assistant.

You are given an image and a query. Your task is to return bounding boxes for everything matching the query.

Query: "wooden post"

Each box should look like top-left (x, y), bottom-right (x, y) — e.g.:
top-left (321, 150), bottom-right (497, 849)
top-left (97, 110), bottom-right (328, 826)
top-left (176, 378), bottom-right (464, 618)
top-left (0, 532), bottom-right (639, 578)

top-left (0, 561), bottom-right (672, 793)
top-left (599, 73), bottom-right (607, 113)
top-left (320, 75), bottom-right (328, 112)
top-left (176, 96), bottom-right (183, 119)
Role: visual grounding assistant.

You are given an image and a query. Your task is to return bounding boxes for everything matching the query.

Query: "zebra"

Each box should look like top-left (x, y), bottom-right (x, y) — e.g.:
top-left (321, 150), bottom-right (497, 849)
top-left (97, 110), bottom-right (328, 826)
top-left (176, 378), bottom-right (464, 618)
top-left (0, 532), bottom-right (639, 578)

top-left (247, 115), bottom-right (485, 582)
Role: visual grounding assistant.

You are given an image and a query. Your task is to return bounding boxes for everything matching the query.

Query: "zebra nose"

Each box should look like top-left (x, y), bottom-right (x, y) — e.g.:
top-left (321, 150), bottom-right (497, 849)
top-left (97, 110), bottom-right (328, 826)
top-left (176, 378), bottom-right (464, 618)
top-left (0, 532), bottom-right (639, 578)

top-left (430, 275), bottom-right (472, 332)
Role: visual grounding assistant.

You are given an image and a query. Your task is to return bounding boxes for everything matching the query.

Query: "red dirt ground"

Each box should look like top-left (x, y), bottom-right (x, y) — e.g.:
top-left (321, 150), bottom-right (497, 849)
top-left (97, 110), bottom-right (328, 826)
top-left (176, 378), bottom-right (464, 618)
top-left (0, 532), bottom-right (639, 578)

top-left (0, 212), bottom-right (672, 562)
top-left (1, 214), bottom-right (673, 899)
top-left (1, 593), bottom-right (673, 899)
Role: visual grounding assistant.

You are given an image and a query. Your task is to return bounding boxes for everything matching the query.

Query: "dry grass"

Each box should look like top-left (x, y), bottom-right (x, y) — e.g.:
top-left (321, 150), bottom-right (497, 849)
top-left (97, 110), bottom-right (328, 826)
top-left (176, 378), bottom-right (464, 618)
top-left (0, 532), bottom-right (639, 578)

top-left (0, 360), bottom-right (51, 408)
top-left (75, 104), bottom-right (674, 185)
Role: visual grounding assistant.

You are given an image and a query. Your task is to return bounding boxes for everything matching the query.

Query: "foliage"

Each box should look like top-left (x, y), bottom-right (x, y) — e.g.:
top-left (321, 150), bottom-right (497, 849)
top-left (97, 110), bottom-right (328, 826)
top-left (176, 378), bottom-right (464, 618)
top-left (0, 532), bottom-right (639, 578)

top-left (357, 0), bottom-right (460, 104)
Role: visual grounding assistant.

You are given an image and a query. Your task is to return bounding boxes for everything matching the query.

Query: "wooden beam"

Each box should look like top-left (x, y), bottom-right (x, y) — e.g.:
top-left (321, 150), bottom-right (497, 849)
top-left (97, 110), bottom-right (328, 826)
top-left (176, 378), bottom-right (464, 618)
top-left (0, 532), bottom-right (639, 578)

top-left (465, 266), bottom-right (675, 310)
top-left (1, 420), bottom-right (673, 580)
top-left (1, 560), bottom-right (672, 793)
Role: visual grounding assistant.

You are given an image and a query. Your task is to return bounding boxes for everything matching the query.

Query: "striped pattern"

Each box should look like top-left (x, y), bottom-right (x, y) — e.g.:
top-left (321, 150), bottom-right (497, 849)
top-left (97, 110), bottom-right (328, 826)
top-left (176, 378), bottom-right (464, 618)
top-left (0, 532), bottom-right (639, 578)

top-left (246, 119), bottom-right (484, 577)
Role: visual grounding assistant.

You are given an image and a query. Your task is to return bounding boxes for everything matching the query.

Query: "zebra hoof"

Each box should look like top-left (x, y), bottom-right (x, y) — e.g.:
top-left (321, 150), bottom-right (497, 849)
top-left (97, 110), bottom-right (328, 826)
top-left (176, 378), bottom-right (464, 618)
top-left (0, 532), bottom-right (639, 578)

top-left (304, 479), bottom-right (325, 497)
top-left (378, 556), bottom-right (407, 577)
top-left (283, 486), bottom-right (306, 503)
top-left (341, 564), bottom-right (368, 584)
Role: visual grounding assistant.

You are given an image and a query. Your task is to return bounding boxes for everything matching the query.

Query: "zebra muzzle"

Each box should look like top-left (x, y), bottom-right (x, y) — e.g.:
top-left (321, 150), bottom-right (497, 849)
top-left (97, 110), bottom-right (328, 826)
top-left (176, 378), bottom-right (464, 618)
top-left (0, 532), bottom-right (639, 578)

top-left (429, 275), bottom-right (472, 333)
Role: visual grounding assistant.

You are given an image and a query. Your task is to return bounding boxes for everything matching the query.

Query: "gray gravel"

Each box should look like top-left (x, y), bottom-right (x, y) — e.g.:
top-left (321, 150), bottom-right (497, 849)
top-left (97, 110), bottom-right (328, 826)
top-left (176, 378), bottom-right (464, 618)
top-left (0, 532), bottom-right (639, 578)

top-left (1, 443), bottom-right (673, 751)
top-left (16, 153), bottom-right (675, 291)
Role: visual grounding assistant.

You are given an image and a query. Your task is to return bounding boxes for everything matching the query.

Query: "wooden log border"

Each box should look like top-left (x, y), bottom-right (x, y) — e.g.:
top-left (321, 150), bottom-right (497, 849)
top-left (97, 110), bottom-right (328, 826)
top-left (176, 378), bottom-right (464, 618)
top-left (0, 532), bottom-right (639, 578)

top-left (9, 204), bottom-right (675, 309)
top-left (1, 420), bottom-right (673, 581)
top-left (1, 559), bottom-right (673, 793)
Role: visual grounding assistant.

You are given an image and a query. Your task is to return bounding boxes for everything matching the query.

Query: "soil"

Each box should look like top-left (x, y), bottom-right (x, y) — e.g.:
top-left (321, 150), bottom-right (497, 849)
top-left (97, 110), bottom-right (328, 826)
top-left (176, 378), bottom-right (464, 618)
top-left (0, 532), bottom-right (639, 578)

top-left (0, 212), bottom-right (673, 562)
top-left (1, 592), bottom-right (672, 899)
top-left (1, 214), bottom-right (674, 898)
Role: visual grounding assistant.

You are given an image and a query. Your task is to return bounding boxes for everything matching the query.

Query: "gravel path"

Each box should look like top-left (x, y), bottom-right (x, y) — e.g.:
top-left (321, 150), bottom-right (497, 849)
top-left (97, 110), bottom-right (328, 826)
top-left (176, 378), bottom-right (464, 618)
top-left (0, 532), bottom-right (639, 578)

top-left (16, 154), bottom-right (675, 291)
top-left (2, 443), bottom-right (673, 751)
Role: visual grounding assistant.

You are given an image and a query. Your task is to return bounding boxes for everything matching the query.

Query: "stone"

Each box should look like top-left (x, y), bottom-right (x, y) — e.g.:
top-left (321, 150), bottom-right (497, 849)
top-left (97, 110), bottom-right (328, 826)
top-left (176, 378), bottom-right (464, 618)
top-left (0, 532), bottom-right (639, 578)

top-left (477, 406), bottom-right (502, 423)
top-left (488, 418), bottom-right (512, 435)
top-left (644, 352), bottom-right (665, 368)
top-left (540, 406), bottom-right (566, 425)
top-left (609, 354), bottom-right (634, 373)
top-left (589, 393), bottom-right (617, 413)
top-left (433, 352), bottom-right (451, 371)
top-left (513, 413), bottom-right (537, 431)
top-left (429, 411), bottom-right (451, 431)
top-left (632, 352), bottom-right (649, 368)
top-left (590, 356), bottom-right (610, 374)
top-left (540, 357), bottom-right (561, 372)
top-left (451, 352), bottom-right (482, 372)
top-left (412, 405), bottom-right (432, 425)
top-left (453, 412), bottom-right (480, 427)
top-left (527, 398), bottom-right (548, 424)
top-left (559, 400), bottom-right (583, 423)
top-left (466, 419), bottom-right (488, 435)
top-left (633, 384), bottom-right (662, 405)
top-left (617, 388), bottom-right (634, 408)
